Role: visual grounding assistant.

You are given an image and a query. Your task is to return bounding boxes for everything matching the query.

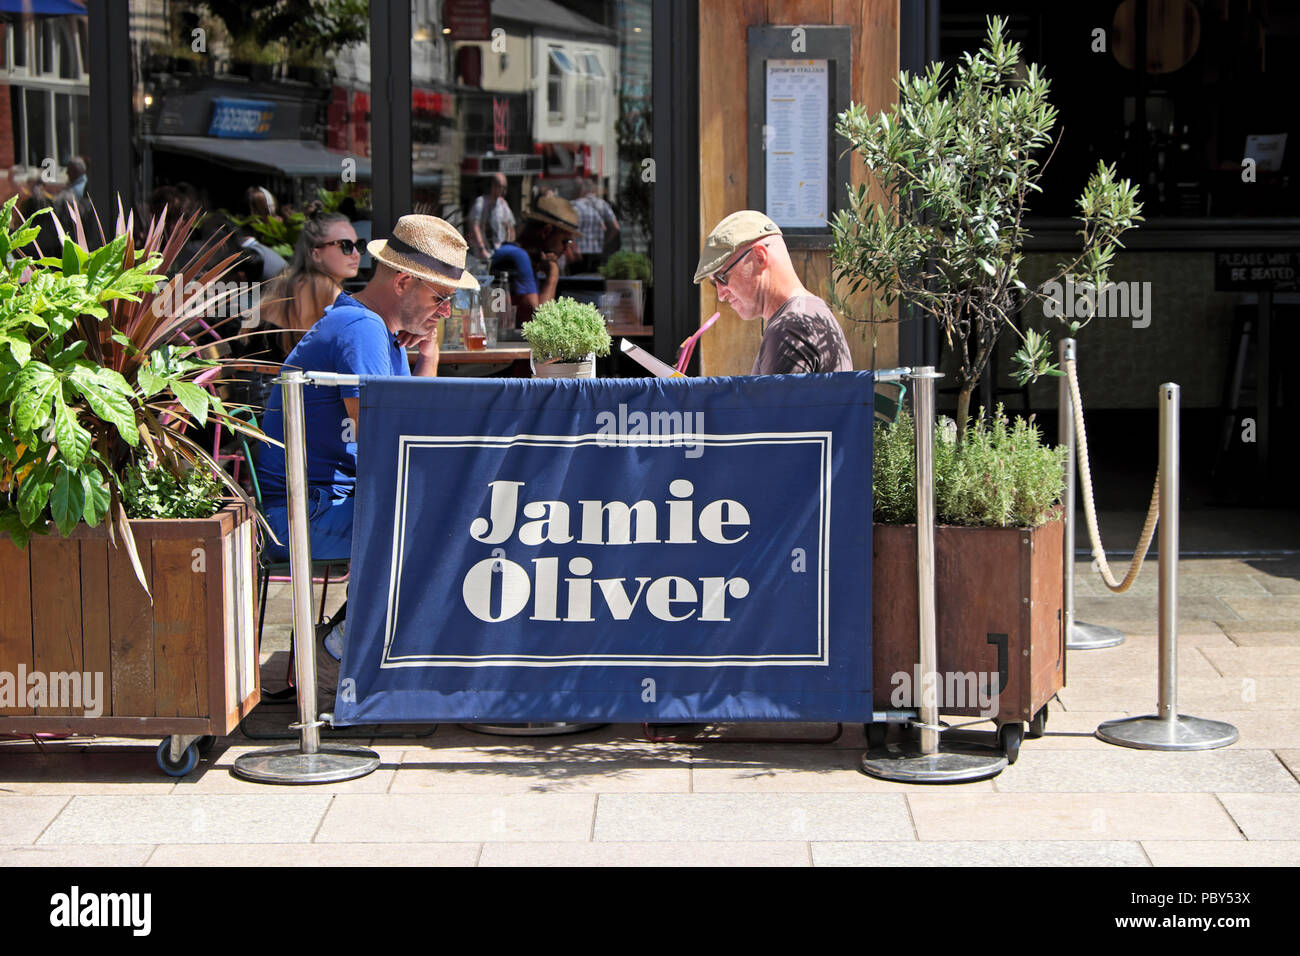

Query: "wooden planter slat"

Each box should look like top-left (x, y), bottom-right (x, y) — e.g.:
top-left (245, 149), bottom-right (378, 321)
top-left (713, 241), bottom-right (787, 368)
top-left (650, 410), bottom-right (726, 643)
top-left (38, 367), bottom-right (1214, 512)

top-left (872, 516), bottom-right (1065, 724)
top-left (0, 503), bottom-right (259, 735)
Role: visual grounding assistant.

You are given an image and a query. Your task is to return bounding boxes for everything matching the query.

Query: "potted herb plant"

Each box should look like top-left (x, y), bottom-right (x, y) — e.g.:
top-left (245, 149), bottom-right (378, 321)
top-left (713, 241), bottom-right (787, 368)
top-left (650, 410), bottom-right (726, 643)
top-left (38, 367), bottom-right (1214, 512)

top-left (870, 406), bottom-right (1067, 762)
top-left (0, 197), bottom-right (266, 760)
top-left (598, 250), bottom-right (652, 326)
top-left (522, 296), bottom-right (612, 379)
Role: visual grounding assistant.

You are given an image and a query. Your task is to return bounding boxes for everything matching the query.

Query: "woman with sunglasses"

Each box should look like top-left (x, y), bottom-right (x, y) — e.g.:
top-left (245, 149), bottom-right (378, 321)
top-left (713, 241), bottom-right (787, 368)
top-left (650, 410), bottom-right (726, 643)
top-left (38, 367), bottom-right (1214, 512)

top-left (259, 209), bottom-right (362, 363)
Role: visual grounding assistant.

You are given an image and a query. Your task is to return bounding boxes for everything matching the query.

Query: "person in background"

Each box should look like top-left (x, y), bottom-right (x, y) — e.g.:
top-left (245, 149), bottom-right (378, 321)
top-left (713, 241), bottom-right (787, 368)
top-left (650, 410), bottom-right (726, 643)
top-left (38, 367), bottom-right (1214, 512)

top-left (467, 172), bottom-right (516, 265)
top-left (572, 177), bottom-right (619, 273)
top-left (246, 185), bottom-right (279, 221)
top-left (695, 210), bottom-right (852, 375)
top-left (488, 194), bottom-right (581, 327)
top-left (234, 222), bottom-right (289, 280)
top-left (258, 210), bottom-right (360, 363)
top-left (64, 157), bottom-right (87, 199)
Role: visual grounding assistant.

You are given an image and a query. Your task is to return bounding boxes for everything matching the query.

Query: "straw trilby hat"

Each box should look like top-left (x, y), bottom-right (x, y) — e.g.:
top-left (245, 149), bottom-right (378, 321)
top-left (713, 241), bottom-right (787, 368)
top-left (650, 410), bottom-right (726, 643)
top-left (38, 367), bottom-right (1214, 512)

top-left (525, 194), bottom-right (581, 235)
top-left (368, 215), bottom-right (479, 291)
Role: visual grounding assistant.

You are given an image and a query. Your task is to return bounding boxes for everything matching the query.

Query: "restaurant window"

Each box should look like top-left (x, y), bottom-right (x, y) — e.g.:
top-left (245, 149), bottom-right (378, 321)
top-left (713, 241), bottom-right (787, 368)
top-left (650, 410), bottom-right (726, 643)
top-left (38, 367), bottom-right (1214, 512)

top-left (412, 0), bottom-right (654, 293)
top-left (1, 9), bottom-right (90, 202)
top-left (129, 0), bottom-right (372, 264)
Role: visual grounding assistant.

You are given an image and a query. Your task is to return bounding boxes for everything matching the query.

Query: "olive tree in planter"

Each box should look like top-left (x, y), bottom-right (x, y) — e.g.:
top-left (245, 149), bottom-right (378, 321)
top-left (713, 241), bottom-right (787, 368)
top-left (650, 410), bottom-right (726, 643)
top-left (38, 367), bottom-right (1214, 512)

top-left (831, 15), bottom-right (1143, 436)
top-left (870, 406), bottom-right (1067, 762)
top-left (523, 296), bottom-right (613, 380)
top-left (0, 198), bottom-right (266, 758)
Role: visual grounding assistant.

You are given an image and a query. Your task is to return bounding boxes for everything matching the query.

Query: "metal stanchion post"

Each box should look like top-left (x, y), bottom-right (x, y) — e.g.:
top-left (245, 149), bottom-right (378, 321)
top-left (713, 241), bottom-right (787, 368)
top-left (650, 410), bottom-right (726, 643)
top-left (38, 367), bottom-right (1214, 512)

top-left (1095, 384), bottom-right (1237, 751)
top-left (234, 371), bottom-right (380, 784)
top-left (1060, 338), bottom-right (1124, 650)
top-left (861, 367), bottom-right (1008, 783)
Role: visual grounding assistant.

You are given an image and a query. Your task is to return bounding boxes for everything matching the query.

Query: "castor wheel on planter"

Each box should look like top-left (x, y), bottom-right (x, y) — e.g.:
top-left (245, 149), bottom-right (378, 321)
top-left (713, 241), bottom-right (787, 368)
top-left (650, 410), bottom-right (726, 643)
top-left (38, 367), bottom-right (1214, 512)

top-left (865, 723), bottom-right (888, 749)
top-left (998, 722), bottom-right (1023, 764)
top-left (155, 738), bottom-right (199, 777)
top-left (1027, 706), bottom-right (1048, 739)
top-left (196, 735), bottom-right (217, 755)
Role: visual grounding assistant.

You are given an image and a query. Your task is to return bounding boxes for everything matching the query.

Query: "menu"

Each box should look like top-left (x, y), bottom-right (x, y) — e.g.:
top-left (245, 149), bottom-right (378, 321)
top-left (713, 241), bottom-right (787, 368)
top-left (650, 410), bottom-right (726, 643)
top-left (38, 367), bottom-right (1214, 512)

top-left (765, 59), bottom-right (829, 229)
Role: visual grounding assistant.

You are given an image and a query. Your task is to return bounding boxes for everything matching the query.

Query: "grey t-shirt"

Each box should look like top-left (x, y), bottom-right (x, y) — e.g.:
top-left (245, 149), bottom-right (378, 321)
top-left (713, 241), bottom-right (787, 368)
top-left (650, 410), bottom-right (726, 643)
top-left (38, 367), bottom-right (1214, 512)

top-left (752, 294), bottom-right (853, 375)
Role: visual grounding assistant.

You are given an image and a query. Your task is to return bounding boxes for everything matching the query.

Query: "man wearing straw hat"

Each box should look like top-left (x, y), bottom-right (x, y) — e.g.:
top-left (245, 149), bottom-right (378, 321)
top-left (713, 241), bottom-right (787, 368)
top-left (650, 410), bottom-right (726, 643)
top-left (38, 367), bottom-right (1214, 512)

top-left (695, 210), bottom-right (852, 375)
top-left (489, 193), bottom-right (582, 327)
top-left (259, 214), bottom-right (477, 564)
top-left (257, 215), bottom-right (479, 684)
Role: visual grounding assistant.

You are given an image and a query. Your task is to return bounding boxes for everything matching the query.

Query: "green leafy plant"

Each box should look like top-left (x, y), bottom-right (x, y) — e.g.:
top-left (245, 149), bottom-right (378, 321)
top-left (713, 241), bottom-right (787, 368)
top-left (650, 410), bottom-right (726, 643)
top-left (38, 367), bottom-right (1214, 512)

top-left (523, 297), bottom-right (613, 364)
top-left (228, 186), bottom-right (369, 258)
top-left (832, 15), bottom-right (1142, 436)
top-left (599, 250), bottom-right (652, 284)
top-left (874, 405), bottom-right (1065, 528)
top-left (0, 196), bottom-right (268, 584)
top-left (121, 459), bottom-right (222, 519)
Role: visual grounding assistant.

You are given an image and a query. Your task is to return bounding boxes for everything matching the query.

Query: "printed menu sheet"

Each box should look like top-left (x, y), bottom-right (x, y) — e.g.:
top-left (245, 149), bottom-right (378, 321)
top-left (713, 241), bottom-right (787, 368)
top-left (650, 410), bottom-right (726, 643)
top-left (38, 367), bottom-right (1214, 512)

top-left (765, 59), bottom-right (829, 229)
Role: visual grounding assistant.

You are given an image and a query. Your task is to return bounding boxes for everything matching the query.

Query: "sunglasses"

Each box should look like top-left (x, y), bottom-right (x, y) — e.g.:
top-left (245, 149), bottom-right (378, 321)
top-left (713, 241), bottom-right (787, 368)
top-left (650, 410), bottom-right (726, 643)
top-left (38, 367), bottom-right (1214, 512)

top-left (711, 244), bottom-right (758, 288)
top-left (316, 238), bottom-right (361, 255)
top-left (419, 278), bottom-right (455, 307)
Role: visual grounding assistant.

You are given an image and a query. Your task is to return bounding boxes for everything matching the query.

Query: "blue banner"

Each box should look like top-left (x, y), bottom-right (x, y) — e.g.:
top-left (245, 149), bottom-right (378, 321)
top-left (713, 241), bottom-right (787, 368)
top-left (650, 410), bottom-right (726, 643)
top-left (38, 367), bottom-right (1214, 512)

top-left (332, 373), bottom-right (873, 724)
top-left (208, 98), bottom-right (275, 139)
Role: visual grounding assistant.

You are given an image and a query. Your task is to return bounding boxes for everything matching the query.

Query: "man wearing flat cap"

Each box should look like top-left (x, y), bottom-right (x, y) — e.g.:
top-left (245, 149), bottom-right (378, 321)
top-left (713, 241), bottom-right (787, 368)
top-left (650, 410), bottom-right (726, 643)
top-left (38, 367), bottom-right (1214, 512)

top-left (490, 193), bottom-right (582, 327)
top-left (696, 211), bottom-right (852, 375)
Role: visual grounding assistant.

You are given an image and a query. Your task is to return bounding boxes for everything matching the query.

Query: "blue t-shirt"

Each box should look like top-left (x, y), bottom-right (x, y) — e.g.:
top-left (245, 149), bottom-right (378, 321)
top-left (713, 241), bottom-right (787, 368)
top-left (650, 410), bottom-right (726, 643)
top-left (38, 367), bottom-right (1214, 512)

top-left (489, 243), bottom-right (539, 296)
top-left (258, 292), bottom-right (409, 502)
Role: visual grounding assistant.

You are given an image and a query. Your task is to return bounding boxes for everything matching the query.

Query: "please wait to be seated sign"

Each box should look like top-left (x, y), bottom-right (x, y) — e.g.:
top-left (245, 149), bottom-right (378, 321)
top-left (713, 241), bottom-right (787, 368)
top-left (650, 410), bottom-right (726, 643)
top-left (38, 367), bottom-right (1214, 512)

top-left (333, 373), bottom-right (874, 725)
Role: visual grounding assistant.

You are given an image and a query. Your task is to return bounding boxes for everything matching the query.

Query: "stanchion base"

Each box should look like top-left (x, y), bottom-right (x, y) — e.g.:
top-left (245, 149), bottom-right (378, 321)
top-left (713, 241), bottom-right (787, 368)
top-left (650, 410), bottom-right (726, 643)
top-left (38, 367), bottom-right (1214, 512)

top-left (460, 723), bottom-right (607, 737)
top-left (1096, 715), bottom-right (1238, 751)
top-left (231, 744), bottom-right (381, 784)
top-left (860, 741), bottom-right (1007, 783)
top-left (1067, 620), bottom-right (1125, 649)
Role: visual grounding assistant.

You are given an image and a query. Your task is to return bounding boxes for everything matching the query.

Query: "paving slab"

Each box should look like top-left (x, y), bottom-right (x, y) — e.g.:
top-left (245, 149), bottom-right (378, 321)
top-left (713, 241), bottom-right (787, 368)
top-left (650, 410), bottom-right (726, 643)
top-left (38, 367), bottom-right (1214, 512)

top-left (479, 841), bottom-right (812, 866)
top-left (0, 844), bottom-right (154, 866)
top-left (1249, 575), bottom-right (1300, 596)
top-left (1063, 643), bottom-right (1221, 681)
top-left (1016, 711), bottom-right (1137, 751)
top-left (593, 793), bottom-right (913, 842)
top-left (811, 840), bottom-right (1151, 866)
top-left (1199, 646), bottom-right (1300, 677)
top-left (907, 793), bottom-right (1243, 841)
top-left (1064, 620), bottom-right (1231, 646)
top-left (0, 796), bottom-right (71, 844)
top-left (390, 748), bottom-right (690, 794)
top-left (1215, 793), bottom-right (1300, 840)
top-left (0, 752), bottom-right (178, 794)
top-left (1221, 625), bottom-right (1300, 646)
top-left (36, 794), bottom-right (332, 845)
top-left (1092, 576), bottom-right (1270, 598)
top-left (688, 745), bottom-right (994, 792)
top-left (1221, 596), bottom-right (1300, 621)
top-left (315, 793), bottom-right (595, 842)
top-left (1277, 751), bottom-right (1300, 784)
top-left (1074, 595), bottom-right (1243, 623)
top-left (993, 749), bottom-right (1298, 793)
top-left (1057, 677), bottom-right (1296, 712)
top-left (145, 842), bottom-right (481, 866)
top-left (1140, 840), bottom-right (1300, 866)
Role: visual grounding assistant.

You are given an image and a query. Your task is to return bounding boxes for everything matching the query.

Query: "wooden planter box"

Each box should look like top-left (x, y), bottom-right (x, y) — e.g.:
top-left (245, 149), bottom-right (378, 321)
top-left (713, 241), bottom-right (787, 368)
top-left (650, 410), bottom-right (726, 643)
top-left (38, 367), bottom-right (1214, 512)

top-left (0, 502), bottom-right (259, 736)
top-left (871, 516), bottom-right (1065, 727)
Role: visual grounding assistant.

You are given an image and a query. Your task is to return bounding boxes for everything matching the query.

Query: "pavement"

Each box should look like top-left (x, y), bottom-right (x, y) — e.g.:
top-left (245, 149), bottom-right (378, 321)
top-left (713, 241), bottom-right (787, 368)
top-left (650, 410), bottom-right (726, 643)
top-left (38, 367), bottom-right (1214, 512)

top-left (2, 557), bottom-right (1298, 868)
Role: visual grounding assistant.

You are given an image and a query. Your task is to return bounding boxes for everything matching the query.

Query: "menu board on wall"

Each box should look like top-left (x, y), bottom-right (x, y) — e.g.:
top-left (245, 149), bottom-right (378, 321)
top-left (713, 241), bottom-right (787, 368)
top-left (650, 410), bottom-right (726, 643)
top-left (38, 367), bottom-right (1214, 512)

top-left (764, 60), bottom-right (829, 229)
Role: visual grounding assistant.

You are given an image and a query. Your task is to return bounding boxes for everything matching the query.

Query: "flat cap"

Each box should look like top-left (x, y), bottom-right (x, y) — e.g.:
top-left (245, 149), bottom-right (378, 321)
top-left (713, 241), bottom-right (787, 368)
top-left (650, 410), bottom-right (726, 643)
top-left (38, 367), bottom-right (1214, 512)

top-left (694, 210), bottom-right (782, 283)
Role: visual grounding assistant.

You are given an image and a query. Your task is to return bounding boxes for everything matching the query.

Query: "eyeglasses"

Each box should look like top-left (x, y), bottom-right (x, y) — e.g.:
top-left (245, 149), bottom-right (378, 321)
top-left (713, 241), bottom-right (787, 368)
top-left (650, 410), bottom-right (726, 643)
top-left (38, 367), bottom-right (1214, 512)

top-left (711, 244), bottom-right (758, 288)
top-left (419, 278), bottom-right (455, 307)
top-left (316, 238), bottom-right (360, 255)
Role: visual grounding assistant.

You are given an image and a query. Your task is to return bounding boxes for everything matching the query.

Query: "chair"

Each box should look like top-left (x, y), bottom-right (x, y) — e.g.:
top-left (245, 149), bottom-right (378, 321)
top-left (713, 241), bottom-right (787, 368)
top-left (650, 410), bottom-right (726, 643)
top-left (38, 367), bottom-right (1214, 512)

top-left (233, 409), bottom-right (349, 643)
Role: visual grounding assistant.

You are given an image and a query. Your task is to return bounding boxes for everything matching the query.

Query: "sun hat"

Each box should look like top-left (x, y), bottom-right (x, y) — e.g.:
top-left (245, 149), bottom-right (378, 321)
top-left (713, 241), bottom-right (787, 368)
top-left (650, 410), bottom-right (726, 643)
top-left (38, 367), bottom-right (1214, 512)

top-left (367, 214), bottom-right (479, 291)
top-left (694, 210), bottom-right (783, 284)
top-left (524, 194), bottom-right (581, 235)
